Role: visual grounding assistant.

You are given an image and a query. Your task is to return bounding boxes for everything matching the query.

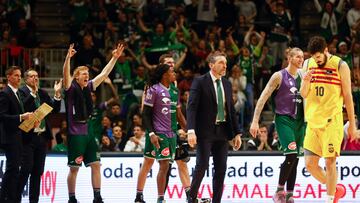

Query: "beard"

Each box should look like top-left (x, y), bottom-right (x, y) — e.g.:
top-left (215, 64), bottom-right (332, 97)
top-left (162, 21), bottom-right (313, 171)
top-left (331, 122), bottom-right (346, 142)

top-left (317, 55), bottom-right (328, 68)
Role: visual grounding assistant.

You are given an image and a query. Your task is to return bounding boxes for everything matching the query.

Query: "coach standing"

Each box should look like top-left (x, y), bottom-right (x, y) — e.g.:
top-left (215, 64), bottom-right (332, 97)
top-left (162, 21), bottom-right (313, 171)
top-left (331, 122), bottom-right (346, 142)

top-left (186, 51), bottom-right (242, 203)
top-left (17, 69), bottom-right (62, 203)
top-left (0, 66), bottom-right (34, 203)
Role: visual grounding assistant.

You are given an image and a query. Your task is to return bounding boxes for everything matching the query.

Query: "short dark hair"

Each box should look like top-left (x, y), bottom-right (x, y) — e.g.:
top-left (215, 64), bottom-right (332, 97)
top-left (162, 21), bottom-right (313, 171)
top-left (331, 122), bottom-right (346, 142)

top-left (159, 53), bottom-right (173, 64)
top-left (5, 66), bottom-right (21, 76)
top-left (307, 36), bottom-right (327, 54)
top-left (111, 102), bottom-right (121, 108)
top-left (206, 51), bottom-right (226, 64)
top-left (133, 125), bottom-right (144, 131)
top-left (259, 123), bottom-right (268, 129)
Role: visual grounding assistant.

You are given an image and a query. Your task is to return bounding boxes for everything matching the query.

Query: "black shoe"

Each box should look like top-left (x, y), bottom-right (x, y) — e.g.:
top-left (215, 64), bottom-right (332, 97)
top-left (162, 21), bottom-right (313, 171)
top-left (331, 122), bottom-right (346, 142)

top-left (134, 194), bottom-right (146, 203)
top-left (68, 199), bottom-right (79, 203)
top-left (93, 197), bottom-right (104, 203)
top-left (187, 198), bottom-right (197, 203)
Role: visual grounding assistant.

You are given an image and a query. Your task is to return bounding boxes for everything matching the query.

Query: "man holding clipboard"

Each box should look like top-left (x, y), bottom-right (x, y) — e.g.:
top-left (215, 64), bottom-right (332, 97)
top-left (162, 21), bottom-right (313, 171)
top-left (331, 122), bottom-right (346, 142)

top-left (17, 69), bottom-right (62, 203)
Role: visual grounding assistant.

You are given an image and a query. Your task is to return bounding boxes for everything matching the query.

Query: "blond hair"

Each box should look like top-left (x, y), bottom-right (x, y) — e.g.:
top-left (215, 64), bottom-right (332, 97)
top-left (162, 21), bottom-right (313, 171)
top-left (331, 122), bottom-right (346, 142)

top-left (73, 66), bottom-right (89, 78)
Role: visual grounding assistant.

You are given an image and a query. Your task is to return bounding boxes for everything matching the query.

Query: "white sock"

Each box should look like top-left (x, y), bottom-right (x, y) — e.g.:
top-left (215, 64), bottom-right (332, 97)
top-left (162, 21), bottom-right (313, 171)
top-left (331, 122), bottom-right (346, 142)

top-left (327, 195), bottom-right (334, 203)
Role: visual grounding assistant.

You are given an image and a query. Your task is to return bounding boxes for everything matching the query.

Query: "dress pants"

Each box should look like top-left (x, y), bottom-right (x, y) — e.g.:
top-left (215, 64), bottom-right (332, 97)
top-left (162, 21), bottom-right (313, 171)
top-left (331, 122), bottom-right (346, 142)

top-left (18, 134), bottom-right (47, 203)
top-left (189, 123), bottom-right (229, 203)
top-left (0, 141), bottom-right (23, 203)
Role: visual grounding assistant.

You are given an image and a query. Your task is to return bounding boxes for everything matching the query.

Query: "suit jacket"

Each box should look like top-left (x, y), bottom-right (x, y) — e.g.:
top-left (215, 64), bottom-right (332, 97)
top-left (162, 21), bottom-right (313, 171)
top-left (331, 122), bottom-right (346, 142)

top-left (187, 72), bottom-right (242, 141)
top-left (0, 85), bottom-right (23, 144)
top-left (20, 86), bottom-right (61, 141)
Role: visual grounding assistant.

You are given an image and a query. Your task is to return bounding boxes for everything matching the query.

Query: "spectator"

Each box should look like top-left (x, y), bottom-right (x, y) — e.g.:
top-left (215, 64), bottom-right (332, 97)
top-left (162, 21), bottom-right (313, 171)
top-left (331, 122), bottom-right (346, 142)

top-left (347, 0), bottom-right (360, 29)
top-left (123, 125), bottom-right (145, 152)
top-left (313, 0), bottom-right (346, 41)
top-left (74, 34), bottom-right (105, 69)
top-left (52, 129), bottom-right (68, 152)
top-left (234, 0), bottom-right (257, 25)
top-left (102, 115), bottom-right (113, 139)
top-left (101, 134), bottom-right (116, 152)
top-left (178, 68), bottom-right (193, 94)
top-left (108, 102), bottom-right (125, 128)
top-left (247, 124), bottom-right (274, 151)
top-left (237, 46), bottom-right (254, 127)
top-left (113, 125), bottom-right (126, 151)
top-left (266, 1), bottom-right (292, 65)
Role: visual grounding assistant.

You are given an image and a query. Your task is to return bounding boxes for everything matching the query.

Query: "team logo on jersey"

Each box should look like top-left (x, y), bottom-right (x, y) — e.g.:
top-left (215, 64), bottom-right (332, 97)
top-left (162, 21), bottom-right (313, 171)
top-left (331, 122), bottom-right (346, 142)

top-left (162, 97), bottom-right (171, 104)
top-left (75, 155), bottom-right (84, 164)
top-left (328, 144), bottom-right (334, 153)
top-left (288, 142), bottom-right (297, 150)
top-left (161, 147), bottom-right (170, 156)
top-left (161, 107), bottom-right (169, 114)
top-left (173, 90), bottom-right (178, 94)
top-left (151, 150), bottom-right (156, 157)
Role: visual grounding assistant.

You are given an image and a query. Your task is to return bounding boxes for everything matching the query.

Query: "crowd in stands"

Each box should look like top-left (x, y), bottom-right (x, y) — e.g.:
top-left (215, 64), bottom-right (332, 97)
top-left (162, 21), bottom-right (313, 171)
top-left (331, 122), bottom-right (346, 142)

top-left (1, 0), bottom-right (360, 152)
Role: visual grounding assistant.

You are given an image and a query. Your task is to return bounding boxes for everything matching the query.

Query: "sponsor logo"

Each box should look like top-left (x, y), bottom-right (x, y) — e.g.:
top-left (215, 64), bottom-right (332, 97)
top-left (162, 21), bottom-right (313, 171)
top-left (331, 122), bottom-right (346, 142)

top-left (161, 148), bottom-right (170, 156)
top-left (328, 144), bottom-right (334, 153)
top-left (161, 107), bottom-right (169, 114)
top-left (289, 87), bottom-right (298, 94)
top-left (146, 94), bottom-right (152, 100)
top-left (75, 155), bottom-right (83, 164)
top-left (288, 142), bottom-right (297, 150)
top-left (161, 97), bottom-right (171, 104)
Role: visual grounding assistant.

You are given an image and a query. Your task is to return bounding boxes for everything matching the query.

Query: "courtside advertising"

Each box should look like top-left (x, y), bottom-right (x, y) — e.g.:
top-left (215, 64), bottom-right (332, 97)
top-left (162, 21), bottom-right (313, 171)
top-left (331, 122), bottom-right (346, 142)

top-left (0, 154), bottom-right (359, 202)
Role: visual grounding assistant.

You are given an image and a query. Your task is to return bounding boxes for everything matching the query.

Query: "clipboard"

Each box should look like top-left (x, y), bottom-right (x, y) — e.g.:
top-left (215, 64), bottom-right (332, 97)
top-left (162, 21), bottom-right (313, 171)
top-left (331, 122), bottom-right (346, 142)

top-left (19, 103), bottom-right (53, 132)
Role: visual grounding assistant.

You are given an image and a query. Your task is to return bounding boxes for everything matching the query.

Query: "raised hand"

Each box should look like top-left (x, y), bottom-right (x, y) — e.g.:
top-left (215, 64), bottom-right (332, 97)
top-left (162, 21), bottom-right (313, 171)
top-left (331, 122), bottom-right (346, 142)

top-left (67, 44), bottom-right (77, 58)
top-left (54, 79), bottom-right (63, 92)
top-left (112, 43), bottom-right (125, 59)
top-left (303, 70), bottom-right (314, 83)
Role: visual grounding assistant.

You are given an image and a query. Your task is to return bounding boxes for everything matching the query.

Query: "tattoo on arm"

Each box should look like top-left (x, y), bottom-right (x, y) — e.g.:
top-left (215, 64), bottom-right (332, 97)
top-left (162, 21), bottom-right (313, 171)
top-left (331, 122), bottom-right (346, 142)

top-left (253, 72), bottom-right (282, 122)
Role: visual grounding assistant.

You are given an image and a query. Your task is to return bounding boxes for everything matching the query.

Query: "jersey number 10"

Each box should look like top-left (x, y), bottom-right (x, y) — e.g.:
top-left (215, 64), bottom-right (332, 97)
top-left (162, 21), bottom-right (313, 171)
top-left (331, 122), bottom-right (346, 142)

top-left (315, 86), bottom-right (324, 96)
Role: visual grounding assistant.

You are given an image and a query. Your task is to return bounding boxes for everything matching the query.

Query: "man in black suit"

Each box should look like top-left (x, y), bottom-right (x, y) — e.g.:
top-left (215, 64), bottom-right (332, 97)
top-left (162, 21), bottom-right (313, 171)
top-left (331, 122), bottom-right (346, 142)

top-left (186, 51), bottom-right (242, 203)
top-left (0, 66), bottom-right (34, 203)
top-left (17, 69), bottom-right (62, 203)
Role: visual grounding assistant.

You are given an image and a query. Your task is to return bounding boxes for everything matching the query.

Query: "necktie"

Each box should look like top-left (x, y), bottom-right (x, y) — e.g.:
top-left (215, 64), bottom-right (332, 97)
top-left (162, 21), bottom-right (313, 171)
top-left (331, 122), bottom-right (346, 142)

top-left (216, 79), bottom-right (225, 122)
top-left (16, 91), bottom-right (24, 113)
top-left (34, 93), bottom-right (46, 129)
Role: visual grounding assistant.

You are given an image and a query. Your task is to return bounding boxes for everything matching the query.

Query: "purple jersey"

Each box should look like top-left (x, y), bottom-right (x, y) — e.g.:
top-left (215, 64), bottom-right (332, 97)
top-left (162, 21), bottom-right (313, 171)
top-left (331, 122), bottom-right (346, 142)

top-left (65, 80), bottom-right (94, 135)
top-left (143, 83), bottom-right (179, 138)
top-left (272, 69), bottom-right (303, 119)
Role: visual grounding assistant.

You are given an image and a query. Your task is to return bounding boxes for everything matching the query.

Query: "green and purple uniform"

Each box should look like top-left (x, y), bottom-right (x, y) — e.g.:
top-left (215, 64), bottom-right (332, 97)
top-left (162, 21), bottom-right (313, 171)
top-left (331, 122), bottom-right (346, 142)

top-left (271, 69), bottom-right (305, 155)
top-left (143, 83), bottom-right (179, 162)
top-left (65, 80), bottom-right (101, 167)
